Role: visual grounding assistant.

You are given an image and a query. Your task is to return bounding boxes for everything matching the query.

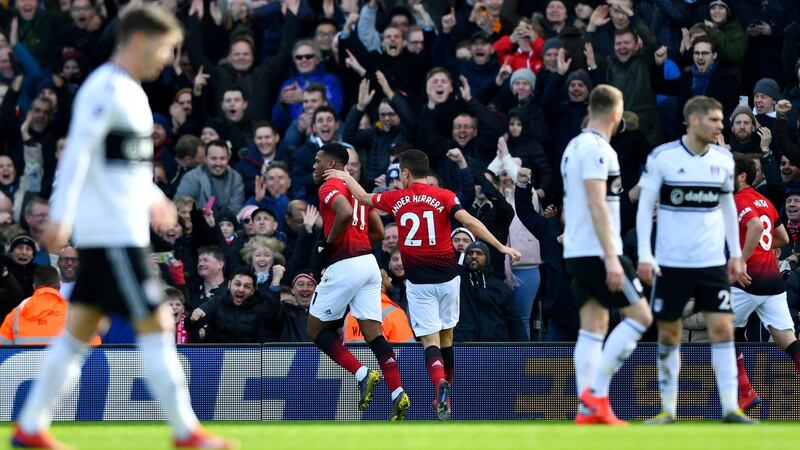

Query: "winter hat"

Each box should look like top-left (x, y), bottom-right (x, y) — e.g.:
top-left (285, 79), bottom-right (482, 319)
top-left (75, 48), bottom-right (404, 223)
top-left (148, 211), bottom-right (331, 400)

top-left (730, 105), bottom-right (756, 126)
top-left (292, 272), bottom-right (317, 286)
top-left (510, 68), bottom-right (536, 89)
top-left (237, 204), bottom-right (259, 223)
top-left (708, 0), bottom-right (730, 14)
top-left (465, 240), bottom-right (491, 266)
top-left (9, 234), bottom-right (36, 253)
top-left (153, 113), bottom-right (173, 136)
top-left (450, 227), bottom-right (475, 242)
top-left (203, 118), bottom-right (230, 141)
top-left (36, 77), bottom-right (56, 96)
top-left (753, 78), bottom-right (780, 102)
top-left (386, 162), bottom-right (401, 182)
top-left (218, 211), bottom-right (237, 226)
top-left (566, 69), bottom-right (592, 90)
top-left (542, 37), bottom-right (565, 54)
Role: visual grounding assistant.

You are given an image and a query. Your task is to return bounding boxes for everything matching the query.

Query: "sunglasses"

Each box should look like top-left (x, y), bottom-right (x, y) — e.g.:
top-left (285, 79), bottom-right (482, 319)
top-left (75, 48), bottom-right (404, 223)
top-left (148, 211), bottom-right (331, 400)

top-left (242, 218), bottom-right (252, 224)
top-left (294, 54), bottom-right (315, 61)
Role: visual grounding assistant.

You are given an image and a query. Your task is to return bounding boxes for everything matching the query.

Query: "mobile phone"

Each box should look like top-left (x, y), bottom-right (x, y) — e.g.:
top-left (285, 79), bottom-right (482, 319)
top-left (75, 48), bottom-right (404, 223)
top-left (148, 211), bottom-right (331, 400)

top-left (152, 252), bottom-right (174, 264)
top-left (739, 96), bottom-right (749, 107)
top-left (203, 196), bottom-right (216, 215)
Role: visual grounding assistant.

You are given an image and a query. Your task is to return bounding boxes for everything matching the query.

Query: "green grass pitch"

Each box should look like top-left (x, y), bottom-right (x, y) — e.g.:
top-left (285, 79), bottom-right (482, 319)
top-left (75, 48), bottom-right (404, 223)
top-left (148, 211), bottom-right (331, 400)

top-left (0, 421), bottom-right (796, 450)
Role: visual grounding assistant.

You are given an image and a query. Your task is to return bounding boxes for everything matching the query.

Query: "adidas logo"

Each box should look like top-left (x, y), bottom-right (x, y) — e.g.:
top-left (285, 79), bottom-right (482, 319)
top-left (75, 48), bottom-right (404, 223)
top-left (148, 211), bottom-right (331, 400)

top-left (386, 357), bottom-right (396, 364)
top-left (323, 309), bottom-right (332, 315)
top-left (432, 361), bottom-right (443, 367)
top-left (318, 246), bottom-right (325, 252)
top-left (678, 168), bottom-right (686, 174)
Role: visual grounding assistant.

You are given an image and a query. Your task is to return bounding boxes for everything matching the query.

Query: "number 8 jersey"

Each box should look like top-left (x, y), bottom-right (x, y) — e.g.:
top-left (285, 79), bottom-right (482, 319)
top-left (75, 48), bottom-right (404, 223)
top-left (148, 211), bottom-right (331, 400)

top-left (734, 186), bottom-right (784, 294)
top-left (372, 182), bottom-right (463, 284)
top-left (319, 178), bottom-right (375, 264)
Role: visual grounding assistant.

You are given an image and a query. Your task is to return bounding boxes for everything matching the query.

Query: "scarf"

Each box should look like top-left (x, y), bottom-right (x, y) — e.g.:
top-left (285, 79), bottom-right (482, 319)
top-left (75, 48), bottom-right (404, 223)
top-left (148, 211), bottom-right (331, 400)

top-left (691, 63), bottom-right (715, 96)
top-left (175, 315), bottom-right (188, 344)
top-left (256, 271), bottom-right (270, 285)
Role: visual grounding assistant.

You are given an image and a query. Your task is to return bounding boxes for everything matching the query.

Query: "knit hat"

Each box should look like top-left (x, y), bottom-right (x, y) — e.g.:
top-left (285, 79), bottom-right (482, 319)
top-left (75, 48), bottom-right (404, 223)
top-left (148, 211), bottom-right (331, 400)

top-left (36, 77), bottom-right (56, 96)
top-left (753, 78), bottom-right (780, 102)
top-left (386, 162), bottom-right (400, 182)
top-left (450, 227), bottom-right (475, 242)
top-left (470, 31), bottom-right (491, 44)
top-left (566, 69), bottom-right (593, 90)
top-left (708, 0), bottom-right (730, 14)
top-left (465, 241), bottom-right (491, 266)
top-left (292, 272), bottom-right (317, 286)
top-left (542, 37), bottom-right (565, 54)
top-left (153, 113), bottom-right (173, 136)
top-left (9, 234), bottom-right (36, 253)
top-left (730, 104), bottom-right (756, 126)
top-left (203, 118), bottom-right (229, 141)
top-left (510, 68), bottom-right (536, 89)
top-left (218, 211), bottom-right (237, 226)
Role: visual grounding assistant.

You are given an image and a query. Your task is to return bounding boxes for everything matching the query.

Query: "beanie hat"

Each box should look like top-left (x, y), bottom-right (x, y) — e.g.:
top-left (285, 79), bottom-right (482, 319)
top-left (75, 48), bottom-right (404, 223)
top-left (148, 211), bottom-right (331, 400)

top-left (217, 210), bottom-right (237, 226)
top-left (450, 227), bottom-right (475, 242)
top-left (153, 113), bottom-right (173, 136)
top-left (36, 77), bottom-right (56, 96)
top-left (465, 240), bottom-right (491, 267)
top-left (708, 0), bottom-right (730, 14)
top-left (9, 234), bottom-right (36, 254)
top-left (510, 68), bottom-right (536, 89)
top-left (292, 272), bottom-right (317, 286)
top-left (730, 104), bottom-right (756, 126)
top-left (386, 162), bottom-right (400, 182)
top-left (542, 37), bottom-right (565, 54)
top-left (566, 69), bottom-right (593, 90)
top-left (753, 78), bottom-right (780, 102)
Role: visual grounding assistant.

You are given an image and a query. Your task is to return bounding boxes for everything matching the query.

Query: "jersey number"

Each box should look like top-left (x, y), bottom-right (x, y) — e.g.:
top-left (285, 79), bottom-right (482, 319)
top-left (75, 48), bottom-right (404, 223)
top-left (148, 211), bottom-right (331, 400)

top-left (758, 215), bottom-right (773, 251)
top-left (400, 211), bottom-right (436, 247)
top-left (352, 199), bottom-right (366, 231)
top-left (718, 290), bottom-right (732, 311)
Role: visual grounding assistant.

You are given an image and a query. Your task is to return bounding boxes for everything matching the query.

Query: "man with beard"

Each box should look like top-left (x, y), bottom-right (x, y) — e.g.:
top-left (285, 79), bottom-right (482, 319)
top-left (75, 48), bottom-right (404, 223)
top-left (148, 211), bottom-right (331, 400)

top-left (187, 267), bottom-right (272, 343)
top-left (56, 246), bottom-right (78, 299)
top-left (176, 140), bottom-right (244, 219)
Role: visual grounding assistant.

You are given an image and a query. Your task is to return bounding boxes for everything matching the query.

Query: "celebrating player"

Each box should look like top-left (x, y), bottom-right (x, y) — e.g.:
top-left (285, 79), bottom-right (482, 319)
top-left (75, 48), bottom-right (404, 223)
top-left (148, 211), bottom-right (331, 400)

top-left (560, 84), bottom-right (652, 426)
top-left (637, 96), bottom-right (755, 424)
top-left (11, 5), bottom-right (238, 449)
top-left (731, 155), bottom-right (800, 412)
top-left (326, 149), bottom-right (521, 421)
top-left (308, 143), bottom-right (410, 421)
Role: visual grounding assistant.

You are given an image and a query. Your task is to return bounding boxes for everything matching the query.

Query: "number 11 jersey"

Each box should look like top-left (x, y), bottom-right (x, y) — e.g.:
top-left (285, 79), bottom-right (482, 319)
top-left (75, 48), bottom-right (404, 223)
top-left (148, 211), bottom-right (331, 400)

top-left (373, 182), bottom-right (463, 284)
top-left (319, 178), bottom-right (374, 264)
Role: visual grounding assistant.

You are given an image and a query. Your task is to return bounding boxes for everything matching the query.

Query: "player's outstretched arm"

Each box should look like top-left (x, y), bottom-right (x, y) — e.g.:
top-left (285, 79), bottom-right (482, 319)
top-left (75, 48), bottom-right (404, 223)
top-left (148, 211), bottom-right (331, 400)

top-left (324, 169), bottom-right (374, 206)
top-left (453, 209), bottom-right (521, 262)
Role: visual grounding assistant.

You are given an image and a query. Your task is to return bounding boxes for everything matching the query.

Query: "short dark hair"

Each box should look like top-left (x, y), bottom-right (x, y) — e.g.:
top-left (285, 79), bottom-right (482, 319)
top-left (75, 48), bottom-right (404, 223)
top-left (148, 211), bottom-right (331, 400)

top-left (253, 120), bottom-right (278, 136)
top-left (265, 161), bottom-right (289, 177)
top-left (206, 139), bottom-right (230, 156)
top-left (223, 85), bottom-right (245, 98)
top-left (313, 105), bottom-right (337, 123)
top-left (198, 246), bottom-right (225, 264)
top-left (613, 26), bottom-right (638, 40)
top-left (164, 287), bottom-right (186, 304)
top-left (389, 142), bottom-right (415, 158)
top-left (426, 66), bottom-right (452, 83)
top-left (399, 149), bottom-right (429, 179)
top-left (33, 265), bottom-right (60, 289)
top-left (320, 143), bottom-right (349, 166)
top-left (230, 33), bottom-right (255, 52)
top-left (116, 4), bottom-right (183, 47)
top-left (692, 35), bottom-right (717, 53)
top-left (231, 266), bottom-right (256, 285)
top-left (304, 83), bottom-right (328, 98)
top-left (389, 6), bottom-right (413, 25)
top-left (175, 134), bottom-right (203, 160)
top-left (734, 154), bottom-right (757, 186)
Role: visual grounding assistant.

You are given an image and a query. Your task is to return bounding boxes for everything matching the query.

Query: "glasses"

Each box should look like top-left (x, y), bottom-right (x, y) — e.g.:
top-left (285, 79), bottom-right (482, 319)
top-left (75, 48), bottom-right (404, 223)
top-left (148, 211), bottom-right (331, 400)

top-left (58, 257), bottom-right (78, 263)
top-left (242, 218), bottom-right (252, 224)
top-left (294, 54), bottom-right (315, 61)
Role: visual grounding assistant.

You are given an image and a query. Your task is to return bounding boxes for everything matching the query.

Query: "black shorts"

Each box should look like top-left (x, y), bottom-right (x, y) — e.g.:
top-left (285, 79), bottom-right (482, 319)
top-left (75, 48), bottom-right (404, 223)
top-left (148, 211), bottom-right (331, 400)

top-left (564, 255), bottom-right (643, 310)
top-left (71, 247), bottom-right (163, 320)
top-left (651, 265), bottom-right (731, 321)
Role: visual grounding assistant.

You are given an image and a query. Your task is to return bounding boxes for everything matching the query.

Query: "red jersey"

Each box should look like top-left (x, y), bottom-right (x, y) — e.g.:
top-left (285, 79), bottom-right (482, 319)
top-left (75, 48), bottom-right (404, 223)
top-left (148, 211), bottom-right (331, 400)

top-left (373, 182), bottom-right (463, 284)
top-left (735, 187), bottom-right (784, 295)
top-left (319, 179), bottom-right (374, 264)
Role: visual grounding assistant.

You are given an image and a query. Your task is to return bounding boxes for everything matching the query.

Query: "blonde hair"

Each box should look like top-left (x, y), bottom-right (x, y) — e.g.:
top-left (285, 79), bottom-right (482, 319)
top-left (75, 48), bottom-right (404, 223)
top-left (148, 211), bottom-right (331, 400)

top-left (240, 236), bottom-right (285, 266)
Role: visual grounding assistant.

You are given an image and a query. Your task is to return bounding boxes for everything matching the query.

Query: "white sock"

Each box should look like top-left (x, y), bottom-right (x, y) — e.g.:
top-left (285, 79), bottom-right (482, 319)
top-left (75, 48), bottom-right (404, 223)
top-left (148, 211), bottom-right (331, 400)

top-left (657, 343), bottom-right (680, 417)
top-left (355, 366), bottom-right (369, 382)
top-left (574, 329), bottom-right (604, 414)
top-left (590, 319), bottom-right (645, 397)
top-left (19, 332), bottom-right (88, 434)
top-left (391, 387), bottom-right (404, 401)
top-left (138, 332), bottom-right (200, 440)
top-left (711, 341), bottom-right (738, 414)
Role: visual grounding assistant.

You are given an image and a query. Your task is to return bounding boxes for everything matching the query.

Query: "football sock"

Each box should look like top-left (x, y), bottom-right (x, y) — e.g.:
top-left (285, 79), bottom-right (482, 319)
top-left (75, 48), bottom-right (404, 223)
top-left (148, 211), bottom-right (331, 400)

top-left (657, 343), bottom-right (680, 417)
top-left (442, 346), bottom-right (454, 384)
top-left (18, 331), bottom-right (88, 434)
top-left (784, 340), bottom-right (800, 376)
top-left (138, 332), bottom-right (200, 440)
top-left (424, 346), bottom-right (446, 387)
top-left (735, 348), bottom-right (753, 391)
top-left (368, 336), bottom-right (403, 396)
top-left (590, 318), bottom-right (645, 397)
top-left (314, 328), bottom-right (363, 376)
top-left (711, 341), bottom-right (738, 414)
top-left (574, 329), bottom-right (603, 415)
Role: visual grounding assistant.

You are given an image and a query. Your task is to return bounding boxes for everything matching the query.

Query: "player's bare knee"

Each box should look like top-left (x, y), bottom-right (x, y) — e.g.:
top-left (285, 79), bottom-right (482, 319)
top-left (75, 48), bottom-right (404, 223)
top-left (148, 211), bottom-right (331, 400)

top-left (622, 300), bottom-right (653, 328)
top-left (657, 321), bottom-right (681, 345)
top-left (770, 328), bottom-right (796, 350)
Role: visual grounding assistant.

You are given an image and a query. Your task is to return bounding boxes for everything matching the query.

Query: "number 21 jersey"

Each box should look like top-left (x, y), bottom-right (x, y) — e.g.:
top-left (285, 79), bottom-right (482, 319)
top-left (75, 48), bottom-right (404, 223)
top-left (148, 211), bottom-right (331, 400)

top-left (373, 183), bottom-right (463, 284)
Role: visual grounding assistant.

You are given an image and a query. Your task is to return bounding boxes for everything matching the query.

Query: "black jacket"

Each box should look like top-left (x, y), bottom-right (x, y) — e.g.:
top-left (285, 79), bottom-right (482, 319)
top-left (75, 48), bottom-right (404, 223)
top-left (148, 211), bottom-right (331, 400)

top-left (186, 291), bottom-right (275, 343)
top-left (454, 268), bottom-right (527, 342)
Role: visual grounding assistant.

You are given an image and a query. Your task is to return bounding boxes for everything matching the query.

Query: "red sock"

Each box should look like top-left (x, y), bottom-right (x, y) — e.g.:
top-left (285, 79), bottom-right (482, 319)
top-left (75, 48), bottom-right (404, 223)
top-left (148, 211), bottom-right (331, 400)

top-left (736, 349), bottom-right (752, 391)
top-left (424, 346), bottom-right (446, 387)
top-left (316, 330), bottom-right (363, 375)
top-left (378, 353), bottom-right (403, 392)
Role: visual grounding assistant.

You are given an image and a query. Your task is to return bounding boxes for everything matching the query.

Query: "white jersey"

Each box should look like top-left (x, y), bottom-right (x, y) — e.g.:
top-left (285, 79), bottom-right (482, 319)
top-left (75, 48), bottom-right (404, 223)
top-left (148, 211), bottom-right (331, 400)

top-left (560, 129), bottom-right (623, 258)
top-left (49, 63), bottom-right (163, 248)
top-left (637, 138), bottom-right (735, 268)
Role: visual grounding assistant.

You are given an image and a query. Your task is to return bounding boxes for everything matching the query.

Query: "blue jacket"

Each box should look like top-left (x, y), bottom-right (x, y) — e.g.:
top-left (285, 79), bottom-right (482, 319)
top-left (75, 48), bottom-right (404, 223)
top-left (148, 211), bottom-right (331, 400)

top-left (271, 68), bottom-right (344, 130)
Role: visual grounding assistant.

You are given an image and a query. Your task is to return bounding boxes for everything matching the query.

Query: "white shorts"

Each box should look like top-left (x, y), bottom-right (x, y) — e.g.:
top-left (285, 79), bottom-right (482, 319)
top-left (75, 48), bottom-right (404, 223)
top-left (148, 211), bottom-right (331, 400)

top-left (731, 287), bottom-right (794, 331)
top-left (406, 276), bottom-right (461, 337)
top-left (310, 254), bottom-right (382, 322)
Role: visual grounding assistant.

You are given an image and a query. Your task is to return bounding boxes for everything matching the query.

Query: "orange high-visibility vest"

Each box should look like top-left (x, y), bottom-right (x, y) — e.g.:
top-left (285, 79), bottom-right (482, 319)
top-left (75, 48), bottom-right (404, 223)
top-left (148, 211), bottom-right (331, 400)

top-left (0, 287), bottom-right (101, 346)
top-left (344, 294), bottom-right (415, 343)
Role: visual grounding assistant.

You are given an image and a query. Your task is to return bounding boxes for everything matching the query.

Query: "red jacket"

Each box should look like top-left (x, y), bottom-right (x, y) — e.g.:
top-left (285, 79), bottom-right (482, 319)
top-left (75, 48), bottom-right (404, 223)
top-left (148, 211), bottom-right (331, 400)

top-left (493, 36), bottom-right (544, 74)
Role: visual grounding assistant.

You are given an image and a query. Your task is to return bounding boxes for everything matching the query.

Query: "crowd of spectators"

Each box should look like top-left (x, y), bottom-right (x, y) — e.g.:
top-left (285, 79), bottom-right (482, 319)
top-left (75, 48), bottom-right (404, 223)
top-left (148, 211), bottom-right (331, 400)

top-left (1, 0), bottom-right (800, 343)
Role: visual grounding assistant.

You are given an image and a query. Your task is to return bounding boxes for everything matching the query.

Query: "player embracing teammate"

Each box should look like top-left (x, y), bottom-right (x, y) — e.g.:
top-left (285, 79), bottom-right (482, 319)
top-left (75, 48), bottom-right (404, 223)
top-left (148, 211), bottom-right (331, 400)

top-left (327, 149), bottom-right (521, 420)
